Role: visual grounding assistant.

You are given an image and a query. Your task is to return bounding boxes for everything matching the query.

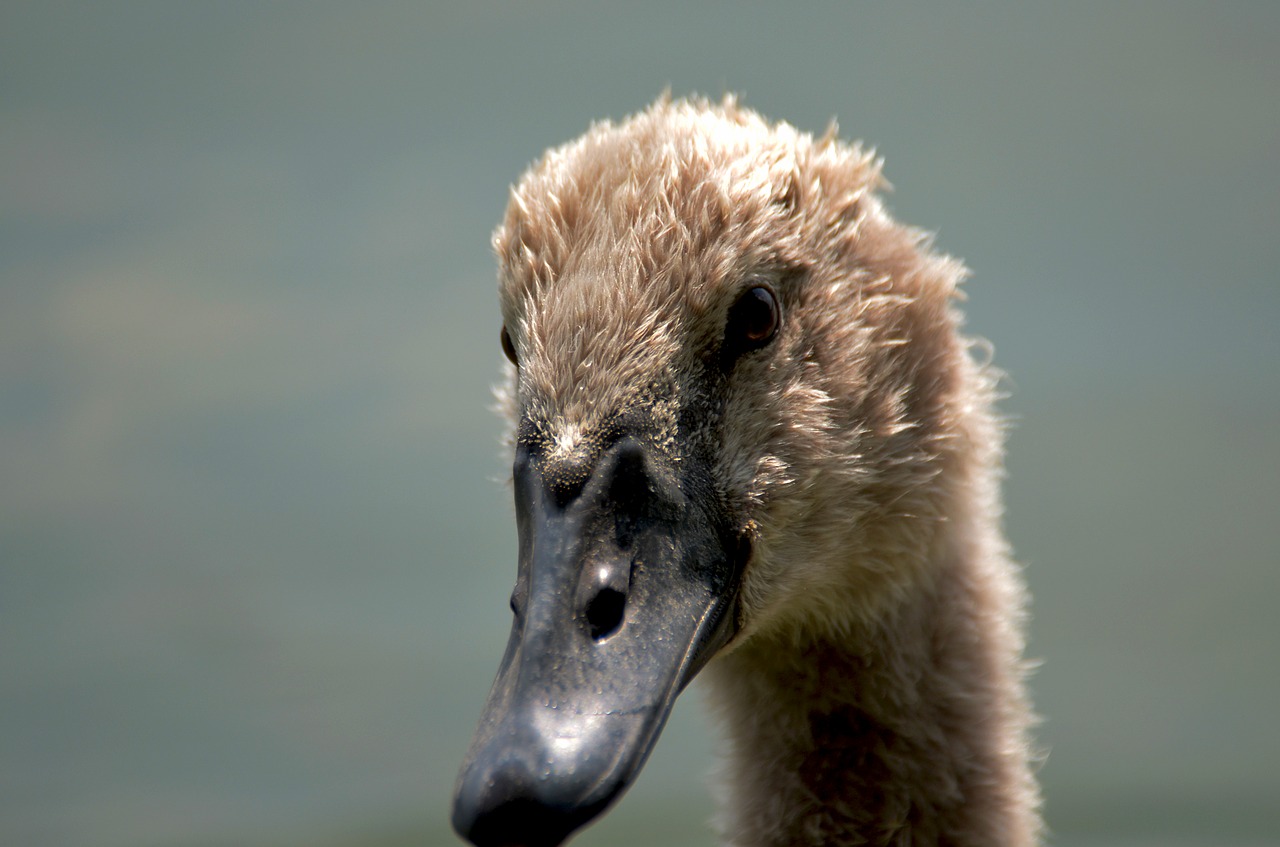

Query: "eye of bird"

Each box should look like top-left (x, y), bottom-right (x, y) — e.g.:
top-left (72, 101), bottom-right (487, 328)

top-left (500, 325), bottom-right (518, 366)
top-left (725, 285), bottom-right (781, 357)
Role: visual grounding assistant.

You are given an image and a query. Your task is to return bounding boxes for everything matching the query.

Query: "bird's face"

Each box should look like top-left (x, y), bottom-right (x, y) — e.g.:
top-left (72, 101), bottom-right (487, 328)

top-left (453, 259), bottom-right (801, 847)
top-left (453, 99), bottom-right (961, 847)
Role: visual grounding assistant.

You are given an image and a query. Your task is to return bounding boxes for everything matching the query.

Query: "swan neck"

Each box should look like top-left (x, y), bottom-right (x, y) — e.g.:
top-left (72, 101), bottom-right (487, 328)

top-left (703, 519), bottom-right (1040, 846)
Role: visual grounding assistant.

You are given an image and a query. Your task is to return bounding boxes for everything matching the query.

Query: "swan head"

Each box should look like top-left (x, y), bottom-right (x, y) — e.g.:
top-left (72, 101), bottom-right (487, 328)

top-left (453, 96), bottom-right (981, 847)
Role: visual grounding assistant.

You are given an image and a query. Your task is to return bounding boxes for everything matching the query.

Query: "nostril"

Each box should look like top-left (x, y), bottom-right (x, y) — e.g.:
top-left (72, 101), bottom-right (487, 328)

top-left (585, 587), bottom-right (626, 641)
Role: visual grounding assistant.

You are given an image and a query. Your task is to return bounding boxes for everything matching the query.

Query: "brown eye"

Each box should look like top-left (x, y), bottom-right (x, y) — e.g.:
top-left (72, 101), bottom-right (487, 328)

top-left (500, 325), bottom-right (518, 366)
top-left (724, 286), bottom-right (780, 358)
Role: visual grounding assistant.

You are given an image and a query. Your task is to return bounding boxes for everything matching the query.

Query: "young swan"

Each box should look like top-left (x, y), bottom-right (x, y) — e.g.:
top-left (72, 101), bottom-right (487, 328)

top-left (453, 97), bottom-right (1041, 847)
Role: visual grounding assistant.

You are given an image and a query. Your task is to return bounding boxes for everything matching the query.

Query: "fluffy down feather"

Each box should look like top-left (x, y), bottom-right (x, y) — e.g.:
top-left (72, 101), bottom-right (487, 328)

top-left (491, 95), bottom-right (1040, 846)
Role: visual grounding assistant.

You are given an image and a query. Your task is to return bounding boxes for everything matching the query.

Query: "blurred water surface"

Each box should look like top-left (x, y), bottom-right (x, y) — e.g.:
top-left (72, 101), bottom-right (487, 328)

top-left (2, 3), bottom-right (1277, 846)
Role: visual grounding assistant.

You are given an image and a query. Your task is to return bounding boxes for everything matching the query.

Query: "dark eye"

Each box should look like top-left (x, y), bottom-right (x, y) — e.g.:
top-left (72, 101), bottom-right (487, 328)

top-left (500, 325), bottom-right (518, 366)
top-left (724, 286), bottom-right (780, 357)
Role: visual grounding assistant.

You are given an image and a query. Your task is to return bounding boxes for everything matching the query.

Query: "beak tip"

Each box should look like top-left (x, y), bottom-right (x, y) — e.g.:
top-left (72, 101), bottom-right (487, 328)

top-left (452, 740), bottom-right (608, 847)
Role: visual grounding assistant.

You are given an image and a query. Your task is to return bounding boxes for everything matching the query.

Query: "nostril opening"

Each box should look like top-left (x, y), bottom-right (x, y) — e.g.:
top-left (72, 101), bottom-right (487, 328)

top-left (585, 587), bottom-right (626, 641)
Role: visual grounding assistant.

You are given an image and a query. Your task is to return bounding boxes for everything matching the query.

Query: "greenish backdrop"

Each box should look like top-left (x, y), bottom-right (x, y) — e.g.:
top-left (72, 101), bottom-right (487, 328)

top-left (2, 2), bottom-right (1277, 845)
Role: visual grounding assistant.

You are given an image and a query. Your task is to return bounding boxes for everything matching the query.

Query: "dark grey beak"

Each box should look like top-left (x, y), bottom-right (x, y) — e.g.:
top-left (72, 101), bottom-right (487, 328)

top-left (452, 435), bottom-right (743, 847)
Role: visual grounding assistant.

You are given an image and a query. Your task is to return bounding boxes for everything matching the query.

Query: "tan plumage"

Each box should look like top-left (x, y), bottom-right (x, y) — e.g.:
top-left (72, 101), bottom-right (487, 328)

top-left (482, 95), bottom-right (1041, 846)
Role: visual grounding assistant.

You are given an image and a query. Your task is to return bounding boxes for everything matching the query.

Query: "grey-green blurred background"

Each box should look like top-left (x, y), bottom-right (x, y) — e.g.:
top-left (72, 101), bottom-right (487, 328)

top-left (3, 3), bottom-right (1277, 846)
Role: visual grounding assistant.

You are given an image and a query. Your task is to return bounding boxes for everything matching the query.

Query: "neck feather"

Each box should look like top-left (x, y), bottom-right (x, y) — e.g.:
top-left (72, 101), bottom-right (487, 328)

top-left (702, 509), bottom-right (1040, 847)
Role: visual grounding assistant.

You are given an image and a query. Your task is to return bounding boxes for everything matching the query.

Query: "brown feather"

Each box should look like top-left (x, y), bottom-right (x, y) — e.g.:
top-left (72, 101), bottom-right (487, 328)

top-left (493, 95), bottom-right (1041, 846)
